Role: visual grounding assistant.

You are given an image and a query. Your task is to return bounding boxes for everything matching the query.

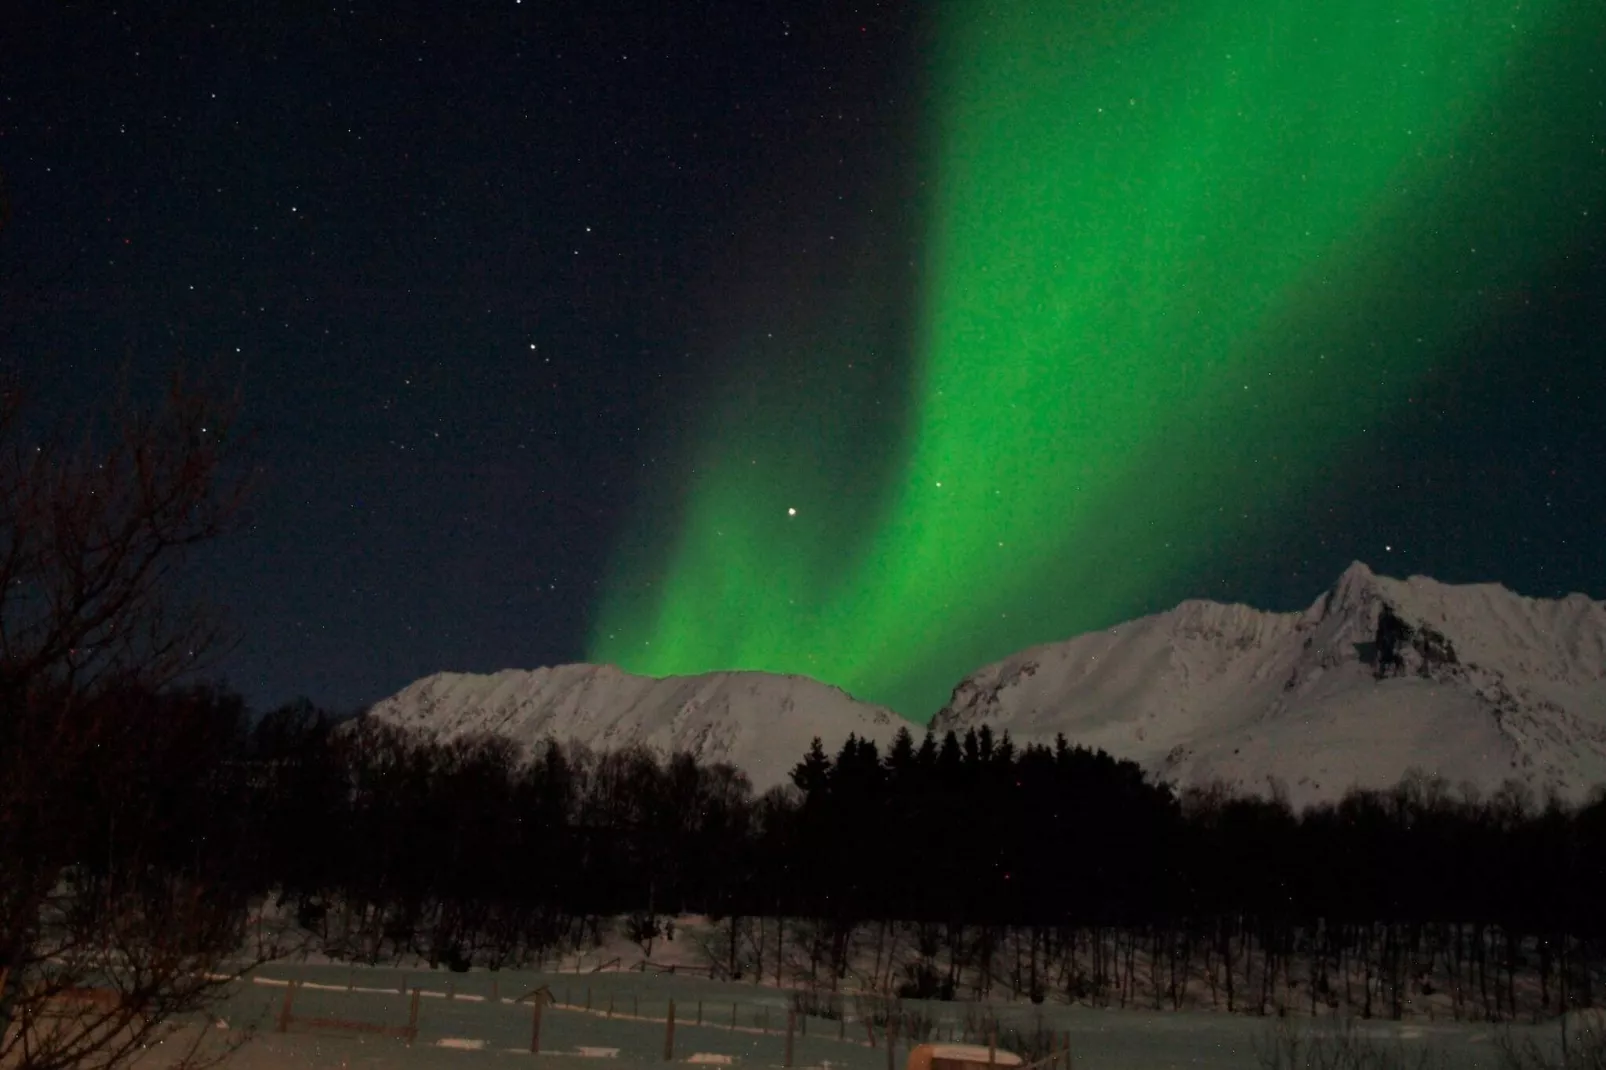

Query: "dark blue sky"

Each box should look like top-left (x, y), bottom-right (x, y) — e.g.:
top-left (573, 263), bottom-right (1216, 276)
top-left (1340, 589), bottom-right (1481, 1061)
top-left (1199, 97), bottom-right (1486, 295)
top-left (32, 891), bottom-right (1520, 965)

top-left (2, 2), bottom-right (922, 711)
top-left (3, 2), bottom-right (1602, 714)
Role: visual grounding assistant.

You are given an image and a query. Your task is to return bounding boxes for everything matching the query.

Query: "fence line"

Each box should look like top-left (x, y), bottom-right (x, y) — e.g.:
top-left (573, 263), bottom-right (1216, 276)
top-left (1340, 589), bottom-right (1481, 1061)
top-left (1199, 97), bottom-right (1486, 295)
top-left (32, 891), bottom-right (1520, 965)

top-left (247, 971), bottom-right (1077, 1068)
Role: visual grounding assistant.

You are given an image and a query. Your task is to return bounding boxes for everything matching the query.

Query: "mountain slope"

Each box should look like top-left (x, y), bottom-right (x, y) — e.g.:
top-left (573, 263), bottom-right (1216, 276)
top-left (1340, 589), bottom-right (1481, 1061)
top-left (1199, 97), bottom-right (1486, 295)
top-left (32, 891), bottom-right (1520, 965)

top-left (365, 664), bottom-right (912, 792)
top-left (931, 562), bottom-right (1606, 807)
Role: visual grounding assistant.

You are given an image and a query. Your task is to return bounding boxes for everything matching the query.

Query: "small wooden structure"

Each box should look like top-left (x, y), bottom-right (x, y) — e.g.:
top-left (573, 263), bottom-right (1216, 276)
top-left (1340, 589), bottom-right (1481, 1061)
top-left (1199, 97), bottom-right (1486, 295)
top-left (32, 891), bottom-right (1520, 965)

top-left (906, 1043), bottom-right (1025, 1070)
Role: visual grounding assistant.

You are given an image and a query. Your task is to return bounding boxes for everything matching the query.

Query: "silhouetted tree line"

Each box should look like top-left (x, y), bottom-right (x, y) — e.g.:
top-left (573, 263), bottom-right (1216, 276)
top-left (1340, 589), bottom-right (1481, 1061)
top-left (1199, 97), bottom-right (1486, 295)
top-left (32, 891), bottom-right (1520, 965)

top-left (44, 689), bottom-right (1606, 1023)
top-left (774, 727), bottom-right (1606, 1022)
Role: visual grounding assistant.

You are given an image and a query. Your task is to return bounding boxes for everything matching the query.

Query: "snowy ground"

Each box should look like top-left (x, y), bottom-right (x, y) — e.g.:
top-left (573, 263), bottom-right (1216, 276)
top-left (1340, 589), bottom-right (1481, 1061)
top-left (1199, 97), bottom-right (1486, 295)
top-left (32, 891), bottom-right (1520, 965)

top-left (130, 961), bottom-right (1548, 1070)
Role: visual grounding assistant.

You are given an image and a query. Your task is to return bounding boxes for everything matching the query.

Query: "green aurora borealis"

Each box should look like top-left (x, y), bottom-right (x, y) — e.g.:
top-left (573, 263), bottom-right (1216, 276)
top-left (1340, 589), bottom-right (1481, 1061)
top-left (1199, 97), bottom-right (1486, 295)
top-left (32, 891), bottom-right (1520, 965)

top-left (590, 0), bottom-right (1606, 718)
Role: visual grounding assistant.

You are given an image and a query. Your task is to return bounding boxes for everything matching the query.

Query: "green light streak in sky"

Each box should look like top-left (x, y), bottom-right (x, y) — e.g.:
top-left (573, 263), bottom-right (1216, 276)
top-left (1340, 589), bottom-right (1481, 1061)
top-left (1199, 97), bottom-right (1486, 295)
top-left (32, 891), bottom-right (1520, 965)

top-left (592, 0), bottom-right (1604, 718)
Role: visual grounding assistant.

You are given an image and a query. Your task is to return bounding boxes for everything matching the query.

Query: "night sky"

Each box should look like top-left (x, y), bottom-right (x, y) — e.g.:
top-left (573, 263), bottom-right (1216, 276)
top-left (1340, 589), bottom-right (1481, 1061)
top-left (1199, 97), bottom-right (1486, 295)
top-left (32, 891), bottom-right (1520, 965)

top-left (3, 2), bottom-right (1603, 719)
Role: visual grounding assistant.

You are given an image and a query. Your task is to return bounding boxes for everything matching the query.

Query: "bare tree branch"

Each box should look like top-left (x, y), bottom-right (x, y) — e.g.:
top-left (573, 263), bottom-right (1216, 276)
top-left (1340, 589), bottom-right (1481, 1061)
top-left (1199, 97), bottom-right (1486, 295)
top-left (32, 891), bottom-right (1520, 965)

top-left (0, 374), bottom-right (261, 1070)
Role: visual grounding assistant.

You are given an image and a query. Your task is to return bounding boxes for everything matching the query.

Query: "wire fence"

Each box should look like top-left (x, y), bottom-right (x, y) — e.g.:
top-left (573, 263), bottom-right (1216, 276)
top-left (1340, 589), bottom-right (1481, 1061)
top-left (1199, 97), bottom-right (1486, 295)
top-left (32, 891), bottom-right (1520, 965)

top-left (247, 970), bottom-right (1082, 1068)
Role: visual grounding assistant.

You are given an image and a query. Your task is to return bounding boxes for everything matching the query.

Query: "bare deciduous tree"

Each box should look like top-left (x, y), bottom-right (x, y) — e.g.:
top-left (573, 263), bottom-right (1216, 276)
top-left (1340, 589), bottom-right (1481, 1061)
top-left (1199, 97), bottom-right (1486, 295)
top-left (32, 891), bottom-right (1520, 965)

top-left (0, 374), bottom-right (258, 1070)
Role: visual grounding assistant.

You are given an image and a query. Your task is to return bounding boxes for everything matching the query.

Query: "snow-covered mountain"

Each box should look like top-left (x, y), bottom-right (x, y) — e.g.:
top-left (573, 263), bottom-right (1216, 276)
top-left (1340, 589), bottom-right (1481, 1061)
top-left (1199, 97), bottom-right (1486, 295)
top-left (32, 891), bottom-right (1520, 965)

top-left (370, 565), bottom-right (1606, 808)
top-left (932, 562), bottom-right (1606, 807)
top-left (365, 664), bottom-right (911, 792)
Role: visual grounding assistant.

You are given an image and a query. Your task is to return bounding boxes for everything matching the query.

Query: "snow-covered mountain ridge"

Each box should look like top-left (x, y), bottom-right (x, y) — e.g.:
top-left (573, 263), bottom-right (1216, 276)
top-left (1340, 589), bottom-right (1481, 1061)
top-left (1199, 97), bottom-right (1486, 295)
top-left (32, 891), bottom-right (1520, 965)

top-left (932, 562), bottom-right (1606, 807)
top-left (369, 564), bottom-right (1606, 806)
top-left (364, 664), bottom-right (910, 792)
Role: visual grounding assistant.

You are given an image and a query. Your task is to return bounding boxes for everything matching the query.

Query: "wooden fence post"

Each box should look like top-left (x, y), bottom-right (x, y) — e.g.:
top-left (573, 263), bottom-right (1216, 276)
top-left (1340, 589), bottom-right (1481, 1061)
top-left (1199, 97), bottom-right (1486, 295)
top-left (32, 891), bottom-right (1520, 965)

top-left (988, 1024), bottom-right (997, 1067)
top-left (696, 1000), bottom-right (703, 1025)
top-left (732, 1001), bottom-right (738, 1030)
top-left (786, 1010), bottom-right (796, 1068)
top-left (664, 999), bottom-right (677, 1061)
top-left (839, 1013), bottom-right (845, 1041)
top-left (585, 986), bottom-right (593, 1011)
top-left (447, 981), bottom-right (455, 1001)
top-left (408, 988), bottom-right (422, 1047)
top-left (762, 1008), bottom-right (769, 1034)
top-left (276, 980), bottom-right (298, 1033)
top-left (530, 999), bottom-right (544, 1054)
top-left (492, 978), bottom-right (499, 1003)
top-left (886, 1020), bottom-right (896, 1070)
top-left (635, 993), bottom-right (640, 1018)
top-left (607, 994), bottom-right (615, 1018)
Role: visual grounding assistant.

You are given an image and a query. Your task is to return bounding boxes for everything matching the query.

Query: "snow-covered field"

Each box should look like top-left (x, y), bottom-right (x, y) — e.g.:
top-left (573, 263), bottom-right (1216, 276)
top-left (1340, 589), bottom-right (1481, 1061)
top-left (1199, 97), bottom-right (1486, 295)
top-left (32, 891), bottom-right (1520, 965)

top-left (138, 962), bottom-right (1550, 1070)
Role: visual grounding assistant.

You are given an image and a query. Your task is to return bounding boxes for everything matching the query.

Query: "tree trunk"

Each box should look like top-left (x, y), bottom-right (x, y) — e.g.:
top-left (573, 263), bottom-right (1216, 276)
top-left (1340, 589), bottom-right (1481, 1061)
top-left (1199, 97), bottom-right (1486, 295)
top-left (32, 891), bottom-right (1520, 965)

top-left (1219, 919), bottom-right (1237, 1014)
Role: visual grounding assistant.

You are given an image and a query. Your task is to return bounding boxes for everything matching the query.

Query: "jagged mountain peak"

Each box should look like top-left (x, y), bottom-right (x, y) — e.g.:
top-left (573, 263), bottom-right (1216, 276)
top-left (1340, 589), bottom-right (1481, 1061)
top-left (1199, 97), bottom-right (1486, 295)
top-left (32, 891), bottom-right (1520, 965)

top-left (1321, 559), bottom-right (1381, 614)
top-left (933, 564), bottom-right (1606, 807)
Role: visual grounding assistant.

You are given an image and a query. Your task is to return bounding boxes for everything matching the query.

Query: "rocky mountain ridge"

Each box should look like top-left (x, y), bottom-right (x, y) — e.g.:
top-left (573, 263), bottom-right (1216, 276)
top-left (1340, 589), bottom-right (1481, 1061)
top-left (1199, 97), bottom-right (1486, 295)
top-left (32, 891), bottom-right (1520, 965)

top-left (370, 564), bottom-right (1606, 806)
top-left (933, 562), bottom-right (1606, 806)
top-left (366, 663), bottom-right (908, 793)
